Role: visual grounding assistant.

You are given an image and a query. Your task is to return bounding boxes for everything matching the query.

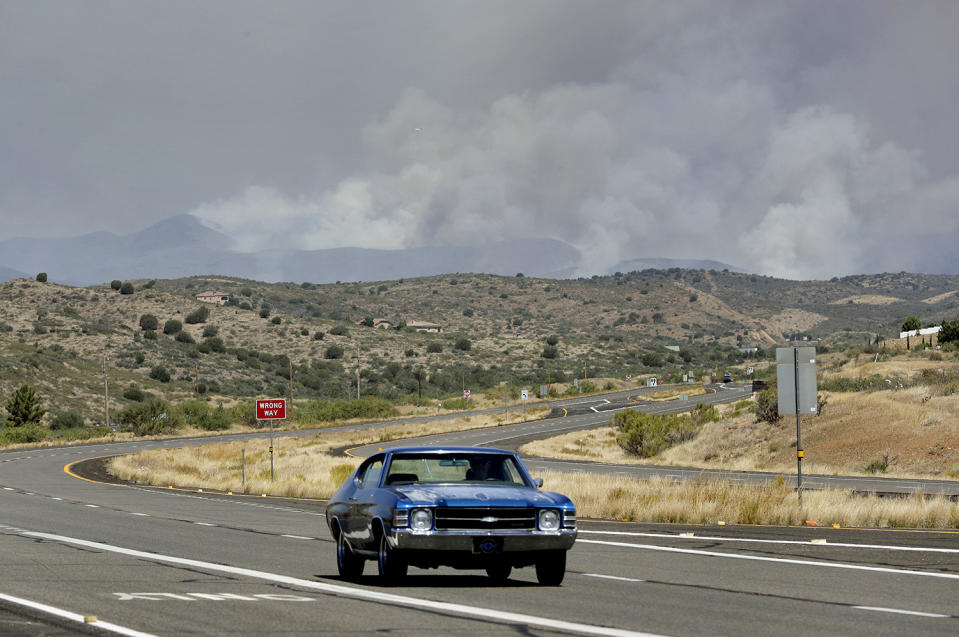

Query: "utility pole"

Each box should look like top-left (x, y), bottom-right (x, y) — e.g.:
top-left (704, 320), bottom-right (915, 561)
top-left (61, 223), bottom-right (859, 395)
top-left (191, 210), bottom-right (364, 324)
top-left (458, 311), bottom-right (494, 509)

top-left (194, 364), bottom-right (199, 399)
top-left (102, 355), bottom-right (110, 428)
top-left (289, 358), bottom-right (294, 404)
top-left (355, 347), bottom-right (361, 400)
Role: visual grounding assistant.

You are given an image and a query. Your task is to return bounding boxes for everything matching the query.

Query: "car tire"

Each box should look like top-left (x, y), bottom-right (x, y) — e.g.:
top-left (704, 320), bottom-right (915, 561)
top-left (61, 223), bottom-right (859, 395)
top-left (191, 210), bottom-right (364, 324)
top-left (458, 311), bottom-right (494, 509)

top-left (485, 563), bottom-right (512, 583)
top-left (535, 551), bottom-right (566, 586)
top-left (336, 531), bottom-right (364, 580)
top-left (377, 533), bottom-right (408, 582)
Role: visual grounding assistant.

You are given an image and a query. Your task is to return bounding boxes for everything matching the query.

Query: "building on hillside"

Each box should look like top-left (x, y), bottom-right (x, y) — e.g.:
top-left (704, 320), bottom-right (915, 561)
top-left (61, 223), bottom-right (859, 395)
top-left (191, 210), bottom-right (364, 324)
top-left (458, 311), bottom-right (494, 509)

top-left (373, 318), bottom-right (393, 329)
top-left (408, 320), bottom-right (443, 333)
top-left (195, 291), bottom-right (230, 305)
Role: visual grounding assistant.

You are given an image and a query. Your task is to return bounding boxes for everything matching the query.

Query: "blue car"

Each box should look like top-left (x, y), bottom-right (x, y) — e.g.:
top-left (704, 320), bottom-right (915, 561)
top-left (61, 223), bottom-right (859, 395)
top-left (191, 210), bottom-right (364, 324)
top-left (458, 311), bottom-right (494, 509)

top-left (326, 446), bottom-right (577, 585)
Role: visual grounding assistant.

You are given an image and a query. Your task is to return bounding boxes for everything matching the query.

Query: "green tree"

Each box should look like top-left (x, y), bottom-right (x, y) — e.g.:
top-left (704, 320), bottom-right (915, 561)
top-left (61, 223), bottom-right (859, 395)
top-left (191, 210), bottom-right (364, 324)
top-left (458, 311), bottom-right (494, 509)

top-left (36, 272), bottom-right (47, 283)
top-left (324, 344), bottom-right (345, 359)
top-left (454, 337), bottom-right (472, 351)
top-left (163, 319), bottom-right (182, 335)
top-left (939, 319), bottom-right (959, 344)
top-left (119, 281), bottom-right (134, 294)
top-left (545, 335), bottom-right (560, 346)
top-left (541, 344), bottom-right (558, 359)
top-left (5, 384), bottom-right (46, 426)
top-left (901, 316), bottom-right (921, 333)
top-left (149, 365), bottom-right (171, 383)
top-left (110, 280), bottom-right (122, 290)
top-left (139, 314), bottom-right (159, 331)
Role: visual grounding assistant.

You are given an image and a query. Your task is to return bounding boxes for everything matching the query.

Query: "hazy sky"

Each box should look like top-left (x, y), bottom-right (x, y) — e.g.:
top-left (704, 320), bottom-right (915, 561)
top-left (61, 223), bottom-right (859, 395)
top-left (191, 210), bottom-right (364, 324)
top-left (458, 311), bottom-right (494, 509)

top-left (2, 1), bottom-right (958, 279)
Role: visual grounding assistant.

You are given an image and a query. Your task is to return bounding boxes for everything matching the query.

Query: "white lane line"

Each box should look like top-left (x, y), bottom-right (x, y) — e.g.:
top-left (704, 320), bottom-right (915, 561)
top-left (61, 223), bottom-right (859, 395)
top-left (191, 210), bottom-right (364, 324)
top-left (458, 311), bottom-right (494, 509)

top-left (22, 531), bottom-right (662, 637)
top-left (578, 539), bottom-right (959, 580)
top-left (3, 487), bottom-right (14, 491)
top-left (584, 573), bottom-right (644, 583)
top-left (579, 530), bottom-right (959, 554)
top-left (193, 522), bottom-right (216, 527)
top-left (281, 534), bottom-right (314, 540)
top-left (0, 593), bottom-right (156, 637)
top-left (129, 513), bottom-right (150, 517)
top-left (85, 504), bottom-right (100, 508)
top-left (853, 606), bottom-right (948, 618)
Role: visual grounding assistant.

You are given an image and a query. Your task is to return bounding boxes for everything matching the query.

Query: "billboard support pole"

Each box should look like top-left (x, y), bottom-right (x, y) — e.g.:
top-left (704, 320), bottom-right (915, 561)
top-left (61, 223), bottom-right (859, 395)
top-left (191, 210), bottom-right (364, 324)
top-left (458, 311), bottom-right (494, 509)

top-left (794, 348), bottom-right (802, 504)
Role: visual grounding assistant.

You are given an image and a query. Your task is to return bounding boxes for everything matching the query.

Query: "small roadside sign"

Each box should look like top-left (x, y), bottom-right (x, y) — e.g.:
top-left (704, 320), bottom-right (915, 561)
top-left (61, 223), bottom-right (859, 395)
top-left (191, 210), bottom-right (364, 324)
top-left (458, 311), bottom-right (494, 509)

top-left (463, 389), bottom-right (471, 399)
top-left (521, 389), bottom-right (529, 401)
top-left (256, 399), bottom-right (286, 420)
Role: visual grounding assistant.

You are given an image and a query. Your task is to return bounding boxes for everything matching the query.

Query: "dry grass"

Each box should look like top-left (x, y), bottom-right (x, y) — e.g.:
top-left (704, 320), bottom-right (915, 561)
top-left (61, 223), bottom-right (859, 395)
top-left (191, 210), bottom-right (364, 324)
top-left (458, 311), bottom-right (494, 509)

top-left (829, 295), bottom-right (903, 305)
top-left (645, 385), bottom-right (706, 401)
top-left (543, 472), bottom-right (959, 528)
top-left (109, 407), bottom-right (549, 496)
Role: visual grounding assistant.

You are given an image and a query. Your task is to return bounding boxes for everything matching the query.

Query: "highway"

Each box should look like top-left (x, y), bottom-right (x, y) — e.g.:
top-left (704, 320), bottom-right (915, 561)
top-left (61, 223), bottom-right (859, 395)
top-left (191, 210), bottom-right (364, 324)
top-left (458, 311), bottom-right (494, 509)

top-left (1, 387), bottom-right (957, 635)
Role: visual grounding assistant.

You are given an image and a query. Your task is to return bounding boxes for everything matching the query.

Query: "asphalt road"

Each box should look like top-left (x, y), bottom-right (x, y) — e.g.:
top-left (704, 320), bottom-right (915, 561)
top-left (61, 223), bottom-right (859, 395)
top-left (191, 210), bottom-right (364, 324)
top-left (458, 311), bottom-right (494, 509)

top-left (1, 388), bottom-right (958, 636)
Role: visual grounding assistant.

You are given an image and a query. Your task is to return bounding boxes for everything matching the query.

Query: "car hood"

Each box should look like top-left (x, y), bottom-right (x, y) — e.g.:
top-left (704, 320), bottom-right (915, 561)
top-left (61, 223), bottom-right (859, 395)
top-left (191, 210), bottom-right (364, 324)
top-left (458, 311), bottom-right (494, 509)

top-left (392, 484), bottom-right (570, 508)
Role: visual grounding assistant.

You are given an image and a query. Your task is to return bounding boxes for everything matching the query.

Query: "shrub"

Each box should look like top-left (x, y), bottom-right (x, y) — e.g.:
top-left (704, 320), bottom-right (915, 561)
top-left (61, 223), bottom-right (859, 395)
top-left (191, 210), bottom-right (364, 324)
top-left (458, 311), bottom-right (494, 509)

top-left (614, 410), bottom-right (701, 458)
top-left (5, 384), bottom-right (46, 426)
top-left (149, 365), bottom-right (171, 383)
top-left (116, 400), bottom-right (182, 436)
top-left (120, 282), bottom-right (134, 294)
top-left (202, 324), bottom-right (219, 337)
top-left (123, 385), bottom-right (147, 402)
top-left (185, 306), bottom-right (210, 324)
top-left (405, 348), bottom-right (417, 357)
top-left (259, 305), bottom-right (271, 319)
top-left (329, 325), bottom-right (348, 336)
top-left (297, 398), bottom-right (398, 423)
top-left (139, 314), bottom-right (159, 331)
top-left (0, 424), bottom-right (48, 444)
top-left (49, 412), bottom-right (84, 430)
top-left (541, 345), bottom-right (558, 359)
top-left (134, 352), bottom-right (145, 364)
top-left (163, 319), bottom-right (182, 335)
top-left (324, 345), bottom-right (345, 359)
top-left (180, 400), bottom-right (231, 431)
top-left (143, 330), bottom-right (158, 341)
top-left (271, 316), bottom-right (282, 325)
top-left (755, 389), bottom-right (780, 423)
top-left (454, 337), bottom-right (472, 351)
top-left (36, 272), bottom-right (47, 283)
top-left (546, 335), bottom-right (559, 346)
top-left (312, 331), bottom-right (324, 340)
top-left (426, 342), bottom-right (443, 353)
top-left (176, 330), bottom-right (195, 344)
top-left (110, 280), bottom-right (122, 290)
top-left (197, 336), bottom-right (225, 353)
top-left (440, 398), bottom-right (473, 411)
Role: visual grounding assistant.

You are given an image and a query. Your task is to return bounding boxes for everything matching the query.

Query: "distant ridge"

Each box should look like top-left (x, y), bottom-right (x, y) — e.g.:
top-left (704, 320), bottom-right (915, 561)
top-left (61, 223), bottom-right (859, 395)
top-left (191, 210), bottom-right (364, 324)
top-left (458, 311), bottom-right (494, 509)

top-left (0, 265), bottom-right (28, 283)
top-left (608, 257), bottom-right (744, 274)
top-left (0, 215), bottom-right (582, 285)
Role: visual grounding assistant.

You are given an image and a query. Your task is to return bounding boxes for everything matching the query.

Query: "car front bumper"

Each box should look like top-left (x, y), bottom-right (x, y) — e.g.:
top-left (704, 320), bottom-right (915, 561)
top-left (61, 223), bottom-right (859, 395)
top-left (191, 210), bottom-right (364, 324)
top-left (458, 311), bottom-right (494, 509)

top-left (390, 528), bottom-right (577, 552)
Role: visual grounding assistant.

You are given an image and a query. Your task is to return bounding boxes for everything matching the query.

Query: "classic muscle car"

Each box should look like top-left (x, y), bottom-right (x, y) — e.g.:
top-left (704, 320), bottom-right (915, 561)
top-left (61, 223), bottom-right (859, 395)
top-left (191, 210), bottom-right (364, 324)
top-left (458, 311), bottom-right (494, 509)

top-left (326, 446), bottom-right (577, 585)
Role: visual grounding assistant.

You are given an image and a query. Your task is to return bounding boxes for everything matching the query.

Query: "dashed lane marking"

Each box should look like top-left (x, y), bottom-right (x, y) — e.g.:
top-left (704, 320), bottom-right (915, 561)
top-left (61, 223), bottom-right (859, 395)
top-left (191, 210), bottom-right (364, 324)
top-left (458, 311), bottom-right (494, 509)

top-left (853, 606), bottom-right (948, 618)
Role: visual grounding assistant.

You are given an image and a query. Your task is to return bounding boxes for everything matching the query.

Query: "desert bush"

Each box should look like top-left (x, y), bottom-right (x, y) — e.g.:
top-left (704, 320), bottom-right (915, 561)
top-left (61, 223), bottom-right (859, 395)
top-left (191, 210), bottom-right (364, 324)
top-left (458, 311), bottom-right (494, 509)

top-left (754, 389), bottom-right (781, 423)
top-left (541, 345), bottom-right (558, 359)
top-left (49, 412), bottom-right (84, 430)
top-left (329, 325), bottom-right (348, 336)
top-left (139, 314), bottom-right (159, 331)
top-left (271, 316), bottom-right (282, 325)
top-left (312, 331), bottom-right (324, 340)
top-left (0, 424), bottom-right (48, 444)
top-left (163, 319), bottom-right (182, 334)
top-left (324, 345), bottom-right (345, 359)
top-left (426, 342), bottom-right (443, 353)
top-left (546, 335), bottom-right (559, 346)
top-left (185, 306), bottom-right (210, 324)
top-left (143, 330), bottom-right (157, 341)
top-left (440, 397), bottom-right (473, 410)
top-left (298, 398), bottom-right (398, 423)
top-left (614, 409), bottom-right (703, 458)
top-left (454, 337), bottom-right (472, 351)
top-left (176, 331), bottom-right (195, 344)
top-left (120, 282), bottom-right (134, 295)
top-left (149, 365), bottom-right (171, 383)
top-left (202, 324), bottom-right (219, 338)
top-left (180, 400), bottom-right (231, 431)
top-left (117, 400), bottom-right (182, 436)
top-left (36, 272), bottom-right (47, 283)
top-left (110, 280), bottom-right (122, 290)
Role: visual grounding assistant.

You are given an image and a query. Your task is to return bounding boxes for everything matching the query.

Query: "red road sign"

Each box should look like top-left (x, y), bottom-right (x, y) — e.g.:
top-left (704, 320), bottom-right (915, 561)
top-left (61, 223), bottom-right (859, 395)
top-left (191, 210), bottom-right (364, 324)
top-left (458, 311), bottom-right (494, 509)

top-left (256, 398), bottom-right (286, 420)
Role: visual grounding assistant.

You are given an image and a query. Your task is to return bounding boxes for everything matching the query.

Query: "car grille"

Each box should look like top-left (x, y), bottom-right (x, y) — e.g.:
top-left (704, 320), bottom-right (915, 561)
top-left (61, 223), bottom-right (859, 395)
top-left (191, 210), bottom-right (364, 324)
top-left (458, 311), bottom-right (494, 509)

top-left (433, 507), bottom-right (537, 531)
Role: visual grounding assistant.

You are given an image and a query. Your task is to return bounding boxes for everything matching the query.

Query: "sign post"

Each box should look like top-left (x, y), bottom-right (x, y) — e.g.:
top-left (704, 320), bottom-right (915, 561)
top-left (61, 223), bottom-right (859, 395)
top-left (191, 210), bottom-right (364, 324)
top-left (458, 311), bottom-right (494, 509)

top-left (256, 399), bottom-right (287, 481)
top-left (776, 347), bottom-right (817, 502)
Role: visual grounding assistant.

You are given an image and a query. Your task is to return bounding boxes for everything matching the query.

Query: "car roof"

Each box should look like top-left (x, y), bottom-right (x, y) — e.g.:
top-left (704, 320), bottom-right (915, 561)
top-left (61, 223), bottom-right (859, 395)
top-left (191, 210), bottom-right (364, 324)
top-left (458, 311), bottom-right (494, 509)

top-left (381, 446), bottom-right (513, 456)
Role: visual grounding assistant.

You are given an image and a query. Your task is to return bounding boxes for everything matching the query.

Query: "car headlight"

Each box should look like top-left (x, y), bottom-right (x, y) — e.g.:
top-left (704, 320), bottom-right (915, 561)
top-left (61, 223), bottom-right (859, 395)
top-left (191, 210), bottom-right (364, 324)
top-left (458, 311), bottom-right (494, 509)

top-left (538, 509), bottom-right (561, 531)
top-left (410, 508), bottom-right (433, 531)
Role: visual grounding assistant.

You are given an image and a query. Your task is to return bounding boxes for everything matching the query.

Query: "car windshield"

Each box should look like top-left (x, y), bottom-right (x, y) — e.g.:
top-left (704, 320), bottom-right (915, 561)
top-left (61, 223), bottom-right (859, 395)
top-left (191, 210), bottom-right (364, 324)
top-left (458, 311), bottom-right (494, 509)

top-left (383, 453), bottom-right (527, 486)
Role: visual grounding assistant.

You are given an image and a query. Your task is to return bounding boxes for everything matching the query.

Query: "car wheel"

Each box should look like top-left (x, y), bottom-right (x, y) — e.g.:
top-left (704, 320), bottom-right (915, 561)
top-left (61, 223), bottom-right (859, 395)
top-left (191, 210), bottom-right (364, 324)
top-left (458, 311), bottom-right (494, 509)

top-left (336, 531), bottom-right (364, 580)
top-left (485, 563), bottom-right (512, 583)
top-left (535, 551), bottom-right (566, 586)
top-left (377, 532), bottom-right (408, 582)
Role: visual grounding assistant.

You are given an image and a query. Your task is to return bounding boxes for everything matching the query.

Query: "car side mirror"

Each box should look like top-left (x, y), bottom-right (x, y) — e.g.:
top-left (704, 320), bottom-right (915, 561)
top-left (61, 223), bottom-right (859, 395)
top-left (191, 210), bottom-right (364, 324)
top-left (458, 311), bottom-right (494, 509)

top-left (533, 477), bottom-right (543, 489)
top-left (353, 477), bottom-right (361, 488)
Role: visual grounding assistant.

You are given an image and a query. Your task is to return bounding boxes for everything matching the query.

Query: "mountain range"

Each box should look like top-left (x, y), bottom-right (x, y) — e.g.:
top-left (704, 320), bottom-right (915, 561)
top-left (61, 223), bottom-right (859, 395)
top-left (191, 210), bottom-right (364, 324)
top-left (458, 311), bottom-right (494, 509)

top-left (0, 214), bottom-right (740, 285)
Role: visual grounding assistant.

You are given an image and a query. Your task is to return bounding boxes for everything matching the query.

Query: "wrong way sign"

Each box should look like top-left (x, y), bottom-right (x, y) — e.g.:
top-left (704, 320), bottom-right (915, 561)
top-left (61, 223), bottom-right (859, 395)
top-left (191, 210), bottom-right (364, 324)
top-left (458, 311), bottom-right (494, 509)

top-left (256, 398), bottom-right (287, 420)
